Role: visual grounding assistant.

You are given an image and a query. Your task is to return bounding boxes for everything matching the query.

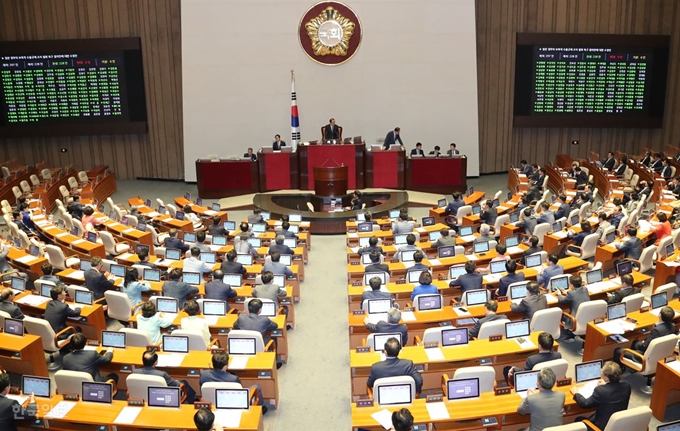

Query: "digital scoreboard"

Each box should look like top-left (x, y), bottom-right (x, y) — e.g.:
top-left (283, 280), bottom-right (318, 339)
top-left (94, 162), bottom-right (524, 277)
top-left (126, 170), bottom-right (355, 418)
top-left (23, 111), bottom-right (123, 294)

top-left (514, 34), bottom-right (670, 128)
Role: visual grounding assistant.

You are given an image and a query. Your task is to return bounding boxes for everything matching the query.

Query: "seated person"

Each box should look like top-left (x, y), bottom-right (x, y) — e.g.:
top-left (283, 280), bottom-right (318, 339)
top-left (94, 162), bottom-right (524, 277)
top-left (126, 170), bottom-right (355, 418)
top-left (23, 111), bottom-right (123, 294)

top-left (496, 259), bottom-right (525, 298)
top-left (448, 260), bottom-right (482, 296)
top-left (136, 301), bottom-right (174, 344)
top-left (516, 208), bottom-right (538, 235)
top-left (0, 288), bottom-right (24, 319)
top-left (364, 251), bottom-right (389, 273)
top-left (233, 298), bottom-right (279, 346)
top-left (392, 214), bottom-right (415, 234)
top-left (366, 337), bottom-right (422, 393)
top-left (84, 256), bottom-right (115, 302)
top-left (406, 251), bottom-right (429, 272)
top-left (136, 249), bottom-right (158, 269)
top-left (247, 209), bottom-right (264, 224)
top-left (614, 306), bottom-right (677, 368)
top-left (192, 231), bottom-right (211, 253)
top-left (253, 270), bottom-right (287, 310)
top-left (134, 350), bottom-right (196, 403)
top-left (522, 235), bottom-right (542, 263)
top-left (650, 212), bottom-right (671, 241)
top-left (279, 221), bottom-right (299, 239)
top-left (490, 244), bottom-right (510, 262)
top-left (182, 205), bottom-right (205, 231)
top-left (244, 147), bottom-right (257, 161)
top-left (536, 254), bottom-right (563, 289)
top-left (262, 251), bottom-right (293, 278)
top-left (123, 267), bottom-right (151, 307)
top-left (44, 286), bottom-right (80, 337)
top-left (221, 249), bottom-right (247, 275)
top-left (556, 275), bottom-right (590, 342)
top-left (37, 262), bottom-right (66, 288)
top-left (81, 206), bottom-right (103, 230)
top-left (364, 307), bottom-right (408, 346)
top-left (536, 201), bottom-right (555, 225)
top-left (358, 236), bottom-right (385, 256)
top-left (164, 228), bottom-right (190, 253)
top-left (180, 299), bottom-right (211, 345)
top-left (269, 234), bottom-right (294, 256)
top-left (444, 192), bottom-right (465, 217)
top-left (194, 408), bottom-right (220, 431)
top-left (566, 221), bottom-right (593, 247)
top-left (469, 300), bottom-right (506, 338)
top-left (479, 199), bottom-right (497, 226)
top-left (504, 332), bottom-right (561, 384)
top-left (207, 216), bottom-right (228, 236)
top-left (510, 281), bottom-right (547, 321)
top-left (234, 231), bottom-right (259, 256)
top-left (554, 195), bottom-right (571, 220)
top-left (606, 273), bottom-right (638, 304)
top-left (396, 233), bottom-right (422, 257)
top-left (0, 372), bottom-right (36, 428)
top-left (162, 268), bottom-right (199, 309)
top-left (573, 361), bottom-right (631, 431)
top-left (199, 350), bottom-right (266, 412)
top-left (474, 223), bottom-right (495, 244)
top-left (431, 228), bottom-right (457, 248)
top-left (517, 368), bottom-right (565, 430)
top-left (428, 145), bottom-right (441, 157)
top-left (64, 333), bottom-right (117, 383)
top-left (204, 269), bottom-right (238, 305)
top-left (183, 246), bottom-right (214, 277)
top-left (362, 276), bottom-right (396, 306)
top-left (410, 142), bottom-right (425, 157)
top-left (410, 271), bottom-right (438, 300)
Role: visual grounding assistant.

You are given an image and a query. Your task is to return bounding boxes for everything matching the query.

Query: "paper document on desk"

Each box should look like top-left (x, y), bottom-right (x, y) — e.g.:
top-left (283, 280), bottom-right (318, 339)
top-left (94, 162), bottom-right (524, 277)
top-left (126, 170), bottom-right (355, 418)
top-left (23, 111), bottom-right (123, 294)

top-left (460, 235), bottom-right (476, 242)
top-left (108, 222), bottom-right (122, 228)
top-left (428, 259), bottom-right (442, 266)
top-left (551, 231), bottom-right (568, 239)
top-left (515, 338), bottom-right (536, 349)
top-left (45, 401), bottom-right (77, 419)
top-left (15, 255), bottom-right (36, 264)
top-left (229, 356), bottom-right (250, 369)
top-left (400, 311), bottom-right (416, 322)
top-left (68, 270), bottom-right (85, 280)
top-left (155, 353), bottom-right (184, 368)
top-left (545, 294), bottom-right (558, 305)
top-left (16, 295), bottom-right (50, 307)
top-left (117, 253), bottom-right (133, 261)
top-left (146, 211), bottom-right (160, 218)
top-left (367, 313), bottom-right (388, 324)
top-left (596, 320), bottom-right (628, 335)
top-left (203, 210), bottom-right (217, 216)
top-left (371, 409), bottom-right (394, 430)
top-left (497, 205), bottom-right (508, 211)
top-left (416, 227), bottom-right (426, 233)
top-left (666, 361), bottom-right (680, 373)
top-left (507, 246), bottom-right (524, 255)
top-left (426, 402), bottom-right (450, 420)
top-left (349, 247), bottom-right (359, 254)
top-left (56, 232), bottom-right (70, 238)
top-left (6, 395), bottom-right (28, 405)
top-left (114, 406), bottom-right (143, 424)
top-left (122, 228), bottom-right (136, 234)
top-left (663, 261), bottom-right (680, 267)
top-left (213, 409), bottom-right (243, 428)
top-left (484, 274), bottom-right (501, 283)
top-left (204, 316), bottom-right (220, 325)
top-left (576, 381), bottom-right (598, 399)
top-left (452, 307), bottom-right (471, 317)
top-left (71, 239), bottom-right (86, 245)
top-left (425, 347), bottom-right (445, 361)
top-left (34, 220), bottom-right (49, 227)
top-left (467, 254), bottom-right (479, 261)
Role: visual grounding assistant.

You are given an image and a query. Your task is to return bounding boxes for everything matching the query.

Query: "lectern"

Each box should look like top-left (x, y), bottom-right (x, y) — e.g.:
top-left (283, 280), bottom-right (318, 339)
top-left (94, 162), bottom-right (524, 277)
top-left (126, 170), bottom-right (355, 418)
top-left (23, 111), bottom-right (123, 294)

top-left (313, 166), bottom-right (348, 197)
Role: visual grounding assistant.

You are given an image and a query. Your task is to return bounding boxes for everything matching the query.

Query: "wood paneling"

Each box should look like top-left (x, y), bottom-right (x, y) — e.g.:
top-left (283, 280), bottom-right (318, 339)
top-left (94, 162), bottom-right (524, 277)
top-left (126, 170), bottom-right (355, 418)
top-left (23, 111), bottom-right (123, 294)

top-left (0, 0), bottom-right (183, 180)
top-left (476, 0), bottom-right (680, 173)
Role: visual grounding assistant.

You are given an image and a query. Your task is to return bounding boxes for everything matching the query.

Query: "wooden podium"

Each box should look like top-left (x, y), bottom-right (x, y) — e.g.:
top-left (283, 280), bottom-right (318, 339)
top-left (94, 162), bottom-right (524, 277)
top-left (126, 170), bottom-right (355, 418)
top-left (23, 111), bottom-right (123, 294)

top-left (313, 165), bottom-right (348, 197)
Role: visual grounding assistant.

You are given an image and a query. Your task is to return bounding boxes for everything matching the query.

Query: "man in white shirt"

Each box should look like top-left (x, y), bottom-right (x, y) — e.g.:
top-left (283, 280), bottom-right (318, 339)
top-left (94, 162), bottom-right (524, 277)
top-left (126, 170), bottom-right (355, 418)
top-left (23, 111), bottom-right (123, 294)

top-left (180, 300), bottom-right (211, 345)
top-left (183, 246), bottom-right (214, 277)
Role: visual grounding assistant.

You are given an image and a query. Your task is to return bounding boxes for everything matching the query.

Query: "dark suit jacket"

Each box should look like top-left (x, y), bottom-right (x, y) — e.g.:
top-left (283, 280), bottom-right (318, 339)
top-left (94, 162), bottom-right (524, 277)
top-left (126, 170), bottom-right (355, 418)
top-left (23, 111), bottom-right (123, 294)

top-left (0, 301), bottom-right (24, 319)
top-left (383, 131), bottom-right (403, 149)
top-left (162, 280), bottom-right (199, 309)
top-left (617, 236), bottom-right (642, 260)
top-left (574, 381), bottom-right (631, 430)
top-left (480, 207), bottom-right (497, 226)
top-left (510, 294), bottom-right (548, 321)
top-left (234, 313), bottom-right (278, 339)
top-left (614, 163), bottom-right (626, 176)
top-left (607, 287), bottom-right (640, 305)
top-left (269, 244), bottom-right (294, 256)
top-left (524, 350), bottom-right (562, 370)
top-left (204, 280), bottom-right (237, 305)
top-left (84, 268), bottom-right (115, 300)
top-left (221, 260), bottom-right (246, 275)
top-left (272, 141), bottom-right (286, 151)
top-left (44, 300), bottom-right (81, 333)
top-left (133, 366), bottom-right (180, 386)
top-left (366, 321), bottom-right (409, 346)
top-left (365, 263), bottom-right (389, 274)
top-left (164, 237), bottom-right (190, 253)
top-left (575, 171), bottom-right (588, 186)
top-left (199, 369), bottom-right (241, 386)
top-left (450, 273), bottom-right (483, 295)
top-left (280, 230), bottom-right (298, 239)
top-left (603, 158), bottom-right (615, 171)
top-left (0, 394), bottom-right (37, 431)
top-left (662, 165), bottom-right (673, 178)
top-left (208, 225), bottom-right (228, 236)
top-left (636, 321), bottom-right (675, 352)
top-left (651, 159), bottom-right (663, 172)
top-left (469, 312), bottom-right (507, 338)
top-left (555, 202), bottom-right (571, 221)
top-left (63, 349), bottom-right (113, 382)
top-left (243, 153), bottom-right (257, 161)
top-left (497, 272), bottom-right (526, 298)
top-left (366, 357), bottom-right (423, 392)
top-left (410, 149), bottom-right (424, 157)
top-left (323, 124), bottom-right (340, 140)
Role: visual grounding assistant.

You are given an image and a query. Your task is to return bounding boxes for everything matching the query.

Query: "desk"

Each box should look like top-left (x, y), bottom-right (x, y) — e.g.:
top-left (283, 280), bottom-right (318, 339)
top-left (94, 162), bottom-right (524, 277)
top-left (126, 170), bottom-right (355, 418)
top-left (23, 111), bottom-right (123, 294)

top-left (364, 149), bottom-right (405, 189)
top-left (582, 299), bottom-right (680, 362)
top-left (650, 361), bottom-right (680, 420)
top-left (405, 157), bottom-right (467, 194)
top-left (6, 245), bottom-right (47, 279)
top-left (36, 223), bottom-right (106, 259)
top-left (20, 395), bottom-right (264, 430)
top-left (508, 168), bottom-right (530, 194)
top-left (79, 166), bottom-right (117, 205)
top-left (0, 333), bottom-right (48, 377)
top-left (99, 346), bottom-right (280, 407)
top-left (349, 332), bottom-right (554, 399)
top-left (298, 143), bottom-right (364, 190)
top-left (654, 250), bottom-right (680, 289)
top-left (351, 388), bottom-right (594, 431)
top-left (594, 230), bottom-right (654, 274)
top-left (196, 158), bottom-right (261, 198)
top-left (0, 164), bottom-right (39, 205)
top-left (428, 191), bottom-right (486, 223)
top-left (258, 151), bottom-right (300, 191)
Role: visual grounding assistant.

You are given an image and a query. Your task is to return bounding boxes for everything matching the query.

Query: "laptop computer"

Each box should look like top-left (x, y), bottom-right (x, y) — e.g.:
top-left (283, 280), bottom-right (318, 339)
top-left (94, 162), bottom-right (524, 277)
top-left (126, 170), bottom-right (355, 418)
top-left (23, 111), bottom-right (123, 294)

top-left (364, 272), bottom-right (387, 286)
top-left (74, 290), bottom-right (93, 306)
top-left (489, 260), bottom-right (506, 275)
top-left (252, 223), bottom-right (266, 233)
top-left (182, 272), bottom-right (201, 285)
top-left (202, 300), bottom-right (226, 316)
top-left (183, 232), bottom-right (197, 243)
top-left (394, 234), bottom-right (408, 245)
top-left (110, 264), bottom-right (126, 278)
top-left (212, 203), bottom-right (221, 212)
top-left (357, 222), bottom-right (373, 233)
top-left (616, 260), bottom-right (633, 276)
top-left (162, 335), bottom-right (189, 354)
top-left (10, 277), bottom-right (25, 296)
top-left (156, 297), bottom-right (179, 314)
top-left (143, 269), bottom-right (161, 282)
top-left (223, 221), bottom-right (236, 231)
top-left (101, 330), bottom-right (126, 349)
top-left (212, 235), bottom-right (227, 246)
top-left (289, 214), bottom-right (302, 222)
top-left (376, 383), bottom-right (413, 406)
top-left (136, 244), bottom-right (151, 255)
top-left (657, 420), bottom-right (680, 431)
top-left (22, 375), bottom-right (50, 398)
top-left (514, 370), bottom-right (540, 395)
top-left (585, 269), bottom-right (603, 284)
top-left (407, 270), bottom-right (424, 284)
top-left (147, 386), bottom-right (181, 408)
top-left (279, 254), bottom-right (292, 266)
top-left (4, 318), bottom-right (23, 336)
top-left (82, 382), bottom-right (113, 404)
top-left (509, 212), bottom-right (520, 223)
top-left (422, 217), bottom-right (435, 226)
top-left (607, 303), bottom-right (627, 321)
top-left (215, 388), bottom-right (250, 410)
top-left (359, 237), bottom-right (371, 247)
top-left (604, 231), bottom-right (616, 244)
top-left (175, 211), bottom-right (185, 221)
top-left (463, 289), bottom-right (488, 306)
top-left (80, 260), bottom-right (92, 271)
top-left (372, 333), bottom-right (402, 352)
top-left (449, 265), bottom-right (467, 280)
top-left (165, 248), bottom-right (181, 261)
top-left (473, 241), bottom-right (490, 254)
top-left (228, 337), bottom-right (257, 355)
top-left (575, 360), bottom-right (603, 384)
top-left (236, 254), bottom-right (253, 266)
top-left (389, 209), bottom-right (400, 219)
top-left (505, 320), bottom-right (530, 340)
top-left (548, 275), bottom-right (570, 292)
top-left (504, 235), bottom-right (520, 247)
top-left (471, 205), bottom-right (481, 215)
top-left (428, 231), bottom-right (441, 242)
top-left (223, 274), bottom-right (242, 287)
top-left (446, 377), bottom-right (479, 400)
top-left (442, 328), bottom-right (469, 347)
top-left (416, 294), bottom-right (442, 311)
top-left (400, 250), bottom-right (416, 262)
top-left (283, 238), bottom-right (297, 248)
top-left (525, 254), bottom-right (542, 268)
top-left (438, 246), bottom-right (455, 258)
top-left (200, 252), bottom-right (216, 264)
top-left (438, 199), bottom-right (447, 208)
top-left (509, 282), bottom-right (530, 300)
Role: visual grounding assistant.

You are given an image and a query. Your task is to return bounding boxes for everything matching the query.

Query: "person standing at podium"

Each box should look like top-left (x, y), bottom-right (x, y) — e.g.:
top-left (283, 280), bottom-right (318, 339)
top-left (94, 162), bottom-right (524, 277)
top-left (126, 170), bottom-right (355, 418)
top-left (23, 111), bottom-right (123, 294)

top-left (383, 127), bottom-right (403, 150)
top-left (323, 118), bottom-right (341, 141)
top-left (272, 135), bottom-right (286, 151)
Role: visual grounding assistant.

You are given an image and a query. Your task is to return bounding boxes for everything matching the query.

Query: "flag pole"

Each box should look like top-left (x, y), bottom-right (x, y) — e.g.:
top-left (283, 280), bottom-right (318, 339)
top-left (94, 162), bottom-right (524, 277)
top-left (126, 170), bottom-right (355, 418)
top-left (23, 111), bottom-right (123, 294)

top-left (291, 70), bottom-right (300, 151)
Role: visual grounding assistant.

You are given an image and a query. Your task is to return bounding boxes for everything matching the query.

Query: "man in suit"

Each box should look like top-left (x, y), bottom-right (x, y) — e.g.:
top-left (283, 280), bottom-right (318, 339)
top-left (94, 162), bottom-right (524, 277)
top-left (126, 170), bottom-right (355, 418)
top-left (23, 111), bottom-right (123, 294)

top-left (269, 235), bottom-right (294, 256)
top-left (233, 299), bottom-right (279, 347)
top-left (536, 201), bottom-right (555, 225)
top-left (358, 236), bottom-right (385, 256)
top-left (207, 216), bottom-right (228, 236)
top-left (392, 214), bottom-right (415, 235)
top-left (407, 251), bottom-right (429, 272)
top-left (479, 200), bottom-right (497, 226)
top-left (135, 249), bottom-right (158, 269)
top-left (279, 222), bottom-right (298, 239)
top-left (447, 143), bottom-right (459, 156)
top-left (395, 234), bottom-right (422, 260)
top-left (474, 223), bottom-right (495, 244)
top-left (533, 167), bottom-right (547, 190)
top-left (469, 300), bottom-right (506, 338)
top-left (603, 151), bottom-right (616, 171)
top-left (496, 260), bottom-right (525, 298)
top-left (574, 166), bottom-right (588, 188)
top-left (365, 251), bottom-right (390, 274)
top-left (522, 235), bottom-right (542, 263)
top-left (517, 367), bottom-right (565, 431)
top-left (0, 372), bottom-right (36, 431)
top-left (614, 226), bottom-right (642, 261)
top-left (133, 350), bottom-right (195, 403)
top-left (0, 288), bottom-right (24, 319)
top-left (162, 268), bottom-right (199, 309)
top-left (428, 145), bottom-right (442, 157)
top-left (164, 228), bottom-right (190, 253)
top-left (183, 247), bottom-right (214, 277)
top-left (640, 150), bottom-right (652, 166)
top-left (323, 118), bottom-right (340, 141)
top-left (37, 262), bottom-right (67, 288)
top-left (517, 208), bottom-right (538, 236)
top-left (262, 251), bottom-right (293, 278)
top-left (409, 142), bottom-right (424, 157)
top-left (44, 285), bottom-right (81, 336)
top-left (432, 228), bottom-right (457, 249)
top-left (661, 157), bottom-right (673, 178)
top-left (199, 350), bottom-right (266, 411)
top-left (554, 194), bottom-right (571, 221)
top-left (449, 261), bottom-right (483, 296)
top-left (510, 281), bottom-right (548, 321)
top-left (243, 147), bottom-right (257, 161)
top-left (557, 275), bottom-right (590, 342)
top-left (272, 134), bottom-right (286, 151)
top-left (383, 127), bottom-right (403, 150)
top-left (64, 333), bottom-right (117, 383)
top-left (247, 210), bottom-right (264, 225)
top-left (204, 270), bottom-right (237, 305)
top-left (607, 273), bottom-right (639, 304)
top-left (253, 271), bottom-right (287, 309)
top-left (520, 159), bottom-right (533, 177)
top-left (0, 244), bottom-right (28, 284)
top-left (366, 337), bottom-right (423, 393)
top-left (364, 307), bottom-right (409, 346)
top-left (573, 361), bottom-right (631, 430)
top-left (651, 152), bottom-right (664, 172)
top-left (220, 250), bottom-right (246, 275)
top-left (362, 276), bottom-right (397, 305)
top-left (536, 254), bottom-right (564, 289)
top-left (191, 231), bottom-right (212, 253)
top-left (614, 306), bottom-right (676, 369)
top-left (504, 332), bottom-right (562, 384)
top-left (444, 192), bottom-right (465, 218)
top-left (83, 256), bottom-right (115, 302)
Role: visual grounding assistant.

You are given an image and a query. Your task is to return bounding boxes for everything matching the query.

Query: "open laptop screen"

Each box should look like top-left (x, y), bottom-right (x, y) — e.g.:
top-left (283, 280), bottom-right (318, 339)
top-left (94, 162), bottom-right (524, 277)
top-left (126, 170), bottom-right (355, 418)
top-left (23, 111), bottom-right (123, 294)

top-left (236, 254), bottom-right (253, 266)
top-left (148, 387), bottom-right (180, 408)
top-left (200, 252), bottom-right (216, 264)
top-left (357, 222), bottom-right (372, 232)
top-left (585, 269), bottom-right (603, 284)
top-left (442, 328), bottom-right (469, 347)
top-left (459, 226), bottom-right (473, 236)
top-left (607, 303), bottom-right (627, 321)
top-left (651, 292), bottom-right (668, 309)
top-left (489, 260), bottom-right (506, 274)
top-left (473, 241), bottom-right (489, 254)
top-left (364, 272), bottom-right (387, 286)
top-left (183, 232), bottom-right (197, 243)
top-left (417, 294), bottom-right (442, 311)
top-left (283, 238), bottom-right (297, 248)
top-left (449, 265), bottom-right (467, 279)
top-left (373, 333), bottom-right (402, 351)
top-left (101, 331), bottom-right (126, 349)
top-left (394, 234), bottom-right (408, 245)
top-left (525, 254), bottom-right (542, 268)
top-left (514, 370), bottom-right (540, 393)
top-left (548, 275), bottom-right (570, 292)
top-left (377, 384), bottom-right (412, 406)
top-left (10, 276), bottom-right (25, 292)
top-left (407, 270), bottom-right (424, 284)
top-left (464, 289), bottom-right (487, 306)
top-left (162, 335), bottom-right (189, 353)
top-left (74, 290), bottom-right (93, 305)
top-left (223, 221), bottom-right (236, 231)
top-left (223, 274), bottom-right (242, 287)
top-left (438, 246), bottom-right (454, 258)
top-left (202, 300), bottom-right (226, 316)
top-left (504, 235), bottom-right (519, 247)
top-left (215, 389), bottom-right (250, 410)
top-left (228, 338), bottom-right (256, 355)
top-left (143, 269), bottom-right (161, 282)
top-left (110, 264), bottom-right (126, 278)
top-left (212, 235), bottom-right (227, 246)
top-left (247, 238), bottom-right (261, 248)
top-left (82, 382), bottom-right (113, 404)
top-left (136, 244), bottom-right (151, 255)
top-left (165, 248), bottom-right (181, 260)
top-left (367, 299), bottom-right (392, 314)
top-left (422, 217), bottom-right (435, 226)
top-left (656, 420), bottom-right (680, 431)
top-left (616, 260), bottom-right (633, 276)
top-left (575, 360), bottom-right (602, 384)
top-left (505, 320), bottom-right (530, 339)
top-left (156, 298), bottom-right (178, 313)
top-left (428, 231), bottom-right (441, 242)
top-left (22, 375), bottom-right (50, 398)
top-left (4, 318), bottom-right (23, 336)
top-left (446, 377), bottom-right (480, 400)
top-left (182, 272), bottom-right (201, 285)
top-left (510, 283), bottom-right (529, 300)
top-left (260, 302), bottom-right (276, 317)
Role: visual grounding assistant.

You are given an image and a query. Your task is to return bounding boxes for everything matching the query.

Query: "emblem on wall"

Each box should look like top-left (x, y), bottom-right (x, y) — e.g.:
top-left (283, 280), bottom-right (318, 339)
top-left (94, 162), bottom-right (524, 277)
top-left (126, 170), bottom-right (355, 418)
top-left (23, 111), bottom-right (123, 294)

top-left (299, 2), bottom-right (362, 66)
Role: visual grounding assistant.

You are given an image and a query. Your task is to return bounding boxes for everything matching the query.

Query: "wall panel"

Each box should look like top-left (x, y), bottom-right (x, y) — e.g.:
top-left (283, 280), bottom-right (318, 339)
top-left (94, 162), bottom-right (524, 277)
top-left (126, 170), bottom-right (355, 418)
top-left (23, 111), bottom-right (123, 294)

top-left (476, 0), bottom-right (680, 173)
top-left (0, 0), bottom-right (183, 179)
